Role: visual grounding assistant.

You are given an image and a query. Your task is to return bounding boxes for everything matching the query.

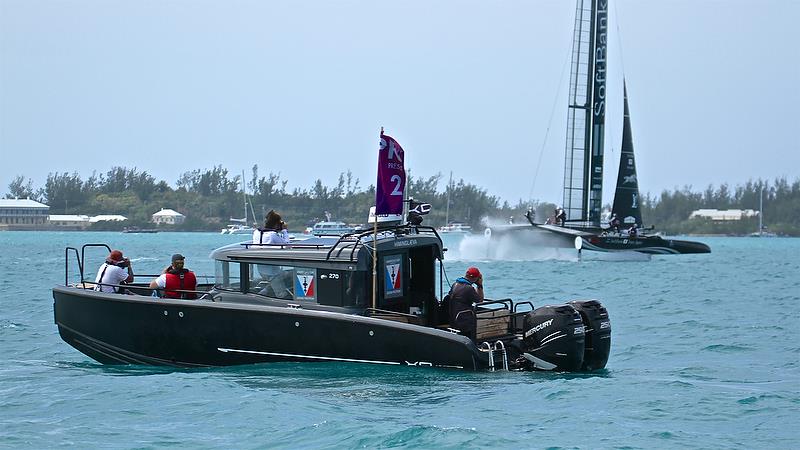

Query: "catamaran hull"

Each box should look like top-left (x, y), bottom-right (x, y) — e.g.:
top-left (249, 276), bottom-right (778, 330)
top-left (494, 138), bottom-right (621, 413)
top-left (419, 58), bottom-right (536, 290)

top-left (579, 235), bottom-right (711, 254)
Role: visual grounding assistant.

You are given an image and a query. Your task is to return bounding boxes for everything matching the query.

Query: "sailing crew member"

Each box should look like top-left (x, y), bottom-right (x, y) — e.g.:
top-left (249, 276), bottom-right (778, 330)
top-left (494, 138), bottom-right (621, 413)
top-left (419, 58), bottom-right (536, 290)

top-left (555, 207), bottom-right (567, 226)
top-left (609, 213), bottom-right (621, 233)
top-left (628, 223), bottom-right (639, 238)
top-left (448, 267), bottom-right (485, 339)
top-left (149, 254), bottom-right (197, 299)
top-left (253, 210), bottom-right (290, 244)
top-left (94, 249), bottom-right (134, 293)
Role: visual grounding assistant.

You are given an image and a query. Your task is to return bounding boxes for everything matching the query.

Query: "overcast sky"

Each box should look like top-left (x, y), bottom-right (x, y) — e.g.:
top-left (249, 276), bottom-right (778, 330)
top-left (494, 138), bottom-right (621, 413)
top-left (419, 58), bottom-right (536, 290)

top-left (1, 0), bottom-right (798, 206)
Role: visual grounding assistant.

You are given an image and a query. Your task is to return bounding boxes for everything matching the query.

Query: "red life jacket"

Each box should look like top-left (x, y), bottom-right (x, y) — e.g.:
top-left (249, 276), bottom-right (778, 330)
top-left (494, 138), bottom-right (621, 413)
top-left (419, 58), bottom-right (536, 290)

top-left (164, 269), bottom-right (197, 299)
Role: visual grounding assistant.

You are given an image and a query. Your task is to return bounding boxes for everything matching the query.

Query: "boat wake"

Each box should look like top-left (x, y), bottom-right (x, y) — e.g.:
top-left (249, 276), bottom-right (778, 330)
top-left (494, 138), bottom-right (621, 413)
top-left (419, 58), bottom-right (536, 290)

top-left (579, 250), bottom-right (651, 262)
top-left (452, 234), bottom-right (579, 262)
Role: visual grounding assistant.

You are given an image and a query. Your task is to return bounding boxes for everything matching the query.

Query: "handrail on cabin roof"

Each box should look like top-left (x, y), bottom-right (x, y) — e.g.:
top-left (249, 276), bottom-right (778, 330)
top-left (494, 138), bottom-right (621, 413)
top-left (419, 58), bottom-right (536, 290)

top-left (237, 224), bottom-right (442, 263)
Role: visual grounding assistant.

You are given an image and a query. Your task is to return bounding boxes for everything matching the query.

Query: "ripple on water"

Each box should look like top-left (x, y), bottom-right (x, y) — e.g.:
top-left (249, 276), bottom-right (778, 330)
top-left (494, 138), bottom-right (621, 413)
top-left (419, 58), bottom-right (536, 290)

top-left (701, 344), bottom-right (754, 353)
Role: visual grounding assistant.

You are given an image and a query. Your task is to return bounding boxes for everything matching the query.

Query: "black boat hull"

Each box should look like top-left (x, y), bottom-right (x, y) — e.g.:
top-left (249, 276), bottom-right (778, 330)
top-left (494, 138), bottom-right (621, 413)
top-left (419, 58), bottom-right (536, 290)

top-left (53, 287), bottom-right (486, 370)
top-left (578, 234), bottom-right (711, 254)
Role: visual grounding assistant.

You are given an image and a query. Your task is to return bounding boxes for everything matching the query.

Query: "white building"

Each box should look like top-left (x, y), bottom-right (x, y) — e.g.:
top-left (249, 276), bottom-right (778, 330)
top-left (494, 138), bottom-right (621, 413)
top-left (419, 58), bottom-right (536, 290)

top-left (46, 214), bottom-right (128, 229)
top-left (48, 214), bottom-right (91, 229)
top-left (152, 208), bottom-right (185, 225)
top-left (689, 209), bottom-right (757, 221)
top-left (89, 215), bottom-right (128, 223)
top-left (0, 198), bottom-right (50, 228)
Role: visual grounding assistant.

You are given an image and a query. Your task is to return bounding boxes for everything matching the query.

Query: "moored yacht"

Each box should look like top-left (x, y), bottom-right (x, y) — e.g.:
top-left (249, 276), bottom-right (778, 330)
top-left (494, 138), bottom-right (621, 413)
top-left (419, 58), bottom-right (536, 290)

top-left (220, 222), bottom-right (255, 235)
top-left (437, 223), bottom-right (472, 234)
top-left (309, 220), bottom-right (362, 236)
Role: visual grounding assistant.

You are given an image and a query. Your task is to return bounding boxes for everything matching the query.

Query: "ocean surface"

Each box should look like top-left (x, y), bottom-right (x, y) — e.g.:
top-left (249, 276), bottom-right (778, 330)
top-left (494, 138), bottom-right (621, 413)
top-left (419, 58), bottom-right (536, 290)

top-left (1, 231), bottom-right (798, 449)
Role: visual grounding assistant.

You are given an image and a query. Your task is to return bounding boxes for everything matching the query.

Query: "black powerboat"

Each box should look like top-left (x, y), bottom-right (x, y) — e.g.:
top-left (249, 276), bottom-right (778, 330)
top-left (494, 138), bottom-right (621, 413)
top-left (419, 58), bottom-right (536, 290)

top-left (53, 221), bottom-right (611, 372)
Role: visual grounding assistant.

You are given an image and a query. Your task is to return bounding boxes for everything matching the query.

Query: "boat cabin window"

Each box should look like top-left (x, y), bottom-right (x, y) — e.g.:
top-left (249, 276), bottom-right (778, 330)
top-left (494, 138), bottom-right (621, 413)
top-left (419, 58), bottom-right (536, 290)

top-left (214, 260), bottom-right (241, 291)
top-left (243, 262), bottom-right (366, 307)
top-left (248, 263), bottom-right (296, 300)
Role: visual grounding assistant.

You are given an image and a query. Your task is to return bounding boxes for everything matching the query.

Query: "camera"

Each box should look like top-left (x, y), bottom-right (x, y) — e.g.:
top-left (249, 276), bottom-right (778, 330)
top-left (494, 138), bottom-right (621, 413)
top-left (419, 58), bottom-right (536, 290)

top-left (115, 258), bottom-right (130, 268)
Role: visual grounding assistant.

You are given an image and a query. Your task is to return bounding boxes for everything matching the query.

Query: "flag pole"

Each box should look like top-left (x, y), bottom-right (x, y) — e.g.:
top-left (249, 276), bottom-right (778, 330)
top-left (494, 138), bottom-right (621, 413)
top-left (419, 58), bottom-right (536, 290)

top-left (372, 206), bottom-right (378, 310)
top-left (372, 127), bottom-right (383, 310)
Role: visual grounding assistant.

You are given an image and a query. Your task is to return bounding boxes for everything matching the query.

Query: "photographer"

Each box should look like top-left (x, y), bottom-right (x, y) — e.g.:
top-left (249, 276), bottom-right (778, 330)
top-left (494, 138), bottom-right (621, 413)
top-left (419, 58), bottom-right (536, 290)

top-left (94, 249), bottom-right (134, 293)
top-left (253, 210), bottom-right (290, 245)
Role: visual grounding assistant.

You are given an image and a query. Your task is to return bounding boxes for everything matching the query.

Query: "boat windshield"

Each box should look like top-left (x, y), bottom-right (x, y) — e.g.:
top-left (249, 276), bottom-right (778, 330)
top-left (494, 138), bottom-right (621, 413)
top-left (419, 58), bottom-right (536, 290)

top-left (215, 260), bottom-right (241, 291)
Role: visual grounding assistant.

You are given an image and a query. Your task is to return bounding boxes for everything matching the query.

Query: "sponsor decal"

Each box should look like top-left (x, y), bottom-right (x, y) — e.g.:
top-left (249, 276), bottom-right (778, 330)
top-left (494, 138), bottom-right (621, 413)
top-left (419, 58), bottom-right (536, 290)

top-left (405, 361), bottom-right (433, 367)
top-left (393, 239), bottom-right (418, 248)
top-left (623, 174), bottom-right (637, 184)
top-left (524, 318), bottom-right (554, 338)
top-left (384, 255), bottom-right (403, 298)
top-left (294, 268), bottom-right (316, 301)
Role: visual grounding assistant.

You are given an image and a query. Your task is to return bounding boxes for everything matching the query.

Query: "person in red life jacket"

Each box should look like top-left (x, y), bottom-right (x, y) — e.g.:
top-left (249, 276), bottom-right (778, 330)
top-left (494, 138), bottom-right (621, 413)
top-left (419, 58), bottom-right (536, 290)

top-left (448, 266), bottom-right (485, 339)
top-left (149, 253), bottom-right (197, 299)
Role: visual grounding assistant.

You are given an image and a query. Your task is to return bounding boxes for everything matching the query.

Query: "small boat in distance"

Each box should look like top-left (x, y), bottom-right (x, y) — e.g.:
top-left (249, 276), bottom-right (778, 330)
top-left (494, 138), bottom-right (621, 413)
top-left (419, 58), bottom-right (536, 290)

top-left (309, 220), bottom-right (363, 236)
top-left (122, 227), bottom-right (158, 234)
top-left (221, 172), bottom-right (257, 235)
top-left (437, 222), bottom-right (472, 234)
top-left (220, 222), bottom-right (254, 235)
top-left (749, 186), bottom-right (777, 237)
top-left (306, 211), bottom-right (363, 236)
top-left (438, 172), bottom-right (472, 234)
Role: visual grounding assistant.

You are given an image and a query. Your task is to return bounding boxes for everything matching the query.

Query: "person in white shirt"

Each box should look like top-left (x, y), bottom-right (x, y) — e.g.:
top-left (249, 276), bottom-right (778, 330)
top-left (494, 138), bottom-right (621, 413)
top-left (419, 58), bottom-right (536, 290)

top-left (253, 210), bottom-right (290, 245)
top-left (94, 249), bottom-right (134, 293)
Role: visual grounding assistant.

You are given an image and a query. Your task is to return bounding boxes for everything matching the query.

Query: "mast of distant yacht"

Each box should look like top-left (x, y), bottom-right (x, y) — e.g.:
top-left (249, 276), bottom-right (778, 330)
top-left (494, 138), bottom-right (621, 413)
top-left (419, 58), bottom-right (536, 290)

top-left (758, 186), bottom-right (764, 235)
top-left (242, 171), bottom-right (248, 225)
top-left (445, 171), bottom-right (452, 226)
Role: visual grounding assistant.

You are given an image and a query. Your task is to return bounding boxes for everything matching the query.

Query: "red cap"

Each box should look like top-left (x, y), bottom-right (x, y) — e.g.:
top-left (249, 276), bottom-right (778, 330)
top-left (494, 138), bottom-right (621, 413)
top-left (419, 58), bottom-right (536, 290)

top-left (465, 267), bottom-right (481, 279)
top-left (108, 250), bottom-right (124, 262)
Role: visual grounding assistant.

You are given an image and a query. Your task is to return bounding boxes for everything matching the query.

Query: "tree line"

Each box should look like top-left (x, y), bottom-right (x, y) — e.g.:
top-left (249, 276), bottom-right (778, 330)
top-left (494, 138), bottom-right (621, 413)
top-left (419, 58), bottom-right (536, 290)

top-left (5, 168), bottom-right (799, 235)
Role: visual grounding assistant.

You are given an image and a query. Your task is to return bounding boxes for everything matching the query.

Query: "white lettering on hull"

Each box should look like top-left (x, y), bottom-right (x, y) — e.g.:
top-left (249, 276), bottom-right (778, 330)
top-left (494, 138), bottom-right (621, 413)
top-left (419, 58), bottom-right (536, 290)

top-left (524, 318), bottom-right (554, 338)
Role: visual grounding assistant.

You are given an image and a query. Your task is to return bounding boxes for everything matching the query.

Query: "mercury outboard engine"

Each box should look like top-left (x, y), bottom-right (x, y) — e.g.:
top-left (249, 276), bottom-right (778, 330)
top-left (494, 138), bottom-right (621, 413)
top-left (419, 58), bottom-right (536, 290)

top-left (520, 304), bottom-right (585, 371)
top-left (568, 300), bottom-right (611, 371)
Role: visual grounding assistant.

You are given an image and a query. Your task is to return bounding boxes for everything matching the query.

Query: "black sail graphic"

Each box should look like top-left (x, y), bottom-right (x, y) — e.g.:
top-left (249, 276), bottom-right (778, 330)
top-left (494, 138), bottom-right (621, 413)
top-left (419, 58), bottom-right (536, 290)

top-left (562, 0), bottom-right (608, 227)
top-left (611, 80), bottom-right (643, 227)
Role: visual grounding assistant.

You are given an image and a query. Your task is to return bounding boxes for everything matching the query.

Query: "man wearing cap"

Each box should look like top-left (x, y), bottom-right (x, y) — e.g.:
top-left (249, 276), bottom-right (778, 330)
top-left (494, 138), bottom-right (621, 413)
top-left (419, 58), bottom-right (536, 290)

top-left (149, 254), bottom-right (197, 299)
top-left (94, 249), bottom-right (135, 293)
top-left (448, 266), bottom-right (485, 338)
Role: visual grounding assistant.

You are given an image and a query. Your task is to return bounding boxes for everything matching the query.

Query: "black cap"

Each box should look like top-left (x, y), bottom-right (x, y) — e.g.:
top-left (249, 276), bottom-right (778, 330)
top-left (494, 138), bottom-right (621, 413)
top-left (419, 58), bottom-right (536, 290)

top-left (171, 253), bottom-right (185, 262)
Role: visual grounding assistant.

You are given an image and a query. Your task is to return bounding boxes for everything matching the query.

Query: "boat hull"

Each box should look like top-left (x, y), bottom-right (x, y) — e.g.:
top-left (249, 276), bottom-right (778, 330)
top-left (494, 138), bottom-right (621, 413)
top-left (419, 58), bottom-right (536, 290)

top-left (579, 235), bottom-right (711, 254)
top-left (53, 287), bottom-right (484, 370)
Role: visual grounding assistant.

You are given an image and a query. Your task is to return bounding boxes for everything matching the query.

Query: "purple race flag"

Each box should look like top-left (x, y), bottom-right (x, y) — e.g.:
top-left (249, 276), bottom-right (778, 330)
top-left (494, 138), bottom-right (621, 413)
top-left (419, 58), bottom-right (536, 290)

top-left (375, 130), bottom-right (406, 215)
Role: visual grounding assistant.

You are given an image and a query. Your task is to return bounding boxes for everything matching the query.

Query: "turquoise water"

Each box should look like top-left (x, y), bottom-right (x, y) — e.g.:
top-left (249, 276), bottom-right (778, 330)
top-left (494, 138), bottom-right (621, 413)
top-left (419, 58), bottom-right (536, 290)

top-left (1, 232), bottom-right (798, 449)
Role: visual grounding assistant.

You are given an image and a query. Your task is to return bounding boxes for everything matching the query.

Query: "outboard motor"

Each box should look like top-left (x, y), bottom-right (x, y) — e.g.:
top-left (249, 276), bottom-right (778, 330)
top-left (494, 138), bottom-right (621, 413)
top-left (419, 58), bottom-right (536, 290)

top-left (568, 300), bottom-right (611, 371)
top-left (520, 304), bottom-right (585, 371)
